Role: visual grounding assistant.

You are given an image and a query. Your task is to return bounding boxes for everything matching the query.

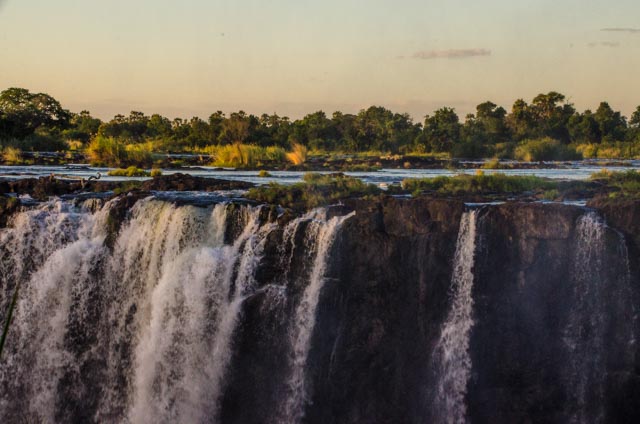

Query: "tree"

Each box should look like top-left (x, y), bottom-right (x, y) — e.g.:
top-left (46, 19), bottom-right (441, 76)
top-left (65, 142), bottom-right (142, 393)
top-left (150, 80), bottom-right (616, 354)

top-left (218, 111), bottom-right (252, 145)
top-left (507, 99), bottom-right (535, 141)
top-left (0, 87), bottom-right (70, 139)
top-left (630, 106), bottom-right (640, 128)
top-left (474, 101), bottom-right (509, 143)
top-left (567, 111), bottom-right (600, 144)
top-left (529, 92), bottom-right (575, 143)
top-left (62, 110), bottom-right (102, 143)
top-left (423, 108), bottom-right (461, 152)
top-left (147, 114), bottom-right (173, 138)
top-left (594, 102), bottom-right (626, 142)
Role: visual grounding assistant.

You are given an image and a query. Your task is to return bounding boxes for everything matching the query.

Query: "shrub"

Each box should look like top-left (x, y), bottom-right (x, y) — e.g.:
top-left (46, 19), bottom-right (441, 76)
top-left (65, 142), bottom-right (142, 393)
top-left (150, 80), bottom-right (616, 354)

top-left (210, 143), bottom-right (287, 167)
top-left (258, 170), bottom-right (271, 177)
top-left (2, 146), bottom-right (23, 164)
top-left (107, 166), bottom-right (150, 177)
top-left (590, 169), bottom-right (640, 198)
top-left (514, 138), bottom-right (581, 161)
top-left (87, 136), bottom-right (128, 167)
top-left (125, 142), bottom-right (154, 166)
top-left (402, 173), bottom-right (557, 196)
top-left (246, 172), bottom-right (380, 209)
top-left (286, 143), bottom-right (308, 166)
top-left (150, 168), bottom-right (162, 177)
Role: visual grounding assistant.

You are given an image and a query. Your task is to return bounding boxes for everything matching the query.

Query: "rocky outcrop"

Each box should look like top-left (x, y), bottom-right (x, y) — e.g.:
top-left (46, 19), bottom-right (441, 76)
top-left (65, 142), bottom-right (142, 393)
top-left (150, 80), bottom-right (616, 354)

top-left (139, 173), bottom-right (253, 191)
top-left (222, 197), bottom-right (640, 423)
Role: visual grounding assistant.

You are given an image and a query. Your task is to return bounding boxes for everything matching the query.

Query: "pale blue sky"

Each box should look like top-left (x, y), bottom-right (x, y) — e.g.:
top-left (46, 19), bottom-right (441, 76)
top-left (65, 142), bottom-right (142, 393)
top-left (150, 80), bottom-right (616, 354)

top-left (1, 0), bottom-right (639, 120)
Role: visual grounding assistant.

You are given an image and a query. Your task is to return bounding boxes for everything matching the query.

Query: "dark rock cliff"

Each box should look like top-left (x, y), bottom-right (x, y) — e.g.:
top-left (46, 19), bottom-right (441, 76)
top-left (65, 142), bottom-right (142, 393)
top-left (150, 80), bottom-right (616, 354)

top-left (223, 197), bottom-right (640, 423)
top-left (1, 191), bottom-right (639, 423)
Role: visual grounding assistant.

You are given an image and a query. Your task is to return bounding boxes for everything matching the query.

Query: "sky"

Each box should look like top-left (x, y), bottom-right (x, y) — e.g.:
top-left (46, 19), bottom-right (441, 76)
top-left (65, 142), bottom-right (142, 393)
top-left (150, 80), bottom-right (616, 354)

top-left (1, 0), bottom-right (639, 121)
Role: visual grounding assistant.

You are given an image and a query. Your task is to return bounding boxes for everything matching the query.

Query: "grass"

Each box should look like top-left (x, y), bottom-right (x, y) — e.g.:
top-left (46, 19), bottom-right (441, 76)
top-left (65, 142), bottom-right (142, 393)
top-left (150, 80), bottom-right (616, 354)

top-left (590, 169), bottom-right (640, 199)
top-left (401, 171), bottom-right (558, 196)
top-left (481, 158), bottom-right (509, 169)
top-left (514, 137), bottom-right (581, 162)
top-left (286, 143), bottom-right (308, 166)
top-left (246, 172), bottom-right (380, 209)
top-left (208, 143), bottom-right (287, 168)
top-left (107, 166), bottom-right (151, 177)
top-left (576, 142), bottom-right (640, 160)
top-left (87, 136), bottom-right (155, 167)
top-left (2, 146), bottom-right (23, 164)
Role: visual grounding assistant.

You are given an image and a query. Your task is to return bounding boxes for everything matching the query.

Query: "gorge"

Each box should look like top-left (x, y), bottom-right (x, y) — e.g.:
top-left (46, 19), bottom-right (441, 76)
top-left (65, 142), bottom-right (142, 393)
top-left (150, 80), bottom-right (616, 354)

top-left (0, 192), bottom-right (639, 423)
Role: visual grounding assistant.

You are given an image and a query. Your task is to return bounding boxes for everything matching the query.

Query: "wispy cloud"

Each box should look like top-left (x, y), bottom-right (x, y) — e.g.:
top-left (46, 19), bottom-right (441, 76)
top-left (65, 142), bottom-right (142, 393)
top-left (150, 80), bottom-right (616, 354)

top-left (411, 48), bottom-right (491, 60)
top-left (601, 28), bottom-right (640, 34)
top-left (588, 41), bottom-right (621, 48)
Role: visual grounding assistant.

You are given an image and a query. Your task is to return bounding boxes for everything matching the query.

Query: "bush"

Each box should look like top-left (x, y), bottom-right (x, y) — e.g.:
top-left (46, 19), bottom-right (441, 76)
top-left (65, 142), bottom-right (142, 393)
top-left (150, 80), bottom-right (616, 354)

top-left (210, 143), bottom-right (287, 167)
top-left (246, 172), bottom-right (380, 209)
top-left (286, 143), bottom-right (308, 165)
top-left (514, 138), bottom-right (581, 161)
top-left (576, 142), bottom-right (640, 159)
top-left (401, 172), bottom-right (557, 196)
top-left (2, 147), bottom-right (23, 164)
top-left (87, 136), bottom-right (128, 167)
top-left (107, 166), bottom-right (150, 177)
top-left (590, 169), bottom-right (640, 198)
top-left (258, 170), bottom-right (271, 177)
top-left (150, 168), bottom-right (162, 177)
top-left (87, 136), bottom-right (154, 167)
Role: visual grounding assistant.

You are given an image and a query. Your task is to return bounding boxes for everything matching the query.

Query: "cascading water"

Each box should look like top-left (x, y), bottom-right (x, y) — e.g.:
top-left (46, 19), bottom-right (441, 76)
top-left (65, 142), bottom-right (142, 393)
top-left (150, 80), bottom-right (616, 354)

top-left (429, 209), bottom-right (479, 424)
top-left (280, 210), bottom-right (355, 424)
top-left (562, 211), bottom-right (636, 424)
top-left (0, 196), bottom-right (354, 424)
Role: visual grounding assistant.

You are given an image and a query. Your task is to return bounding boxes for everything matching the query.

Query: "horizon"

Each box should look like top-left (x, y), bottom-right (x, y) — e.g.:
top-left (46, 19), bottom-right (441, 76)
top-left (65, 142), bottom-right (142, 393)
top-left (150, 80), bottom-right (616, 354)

top-left (1, 0), bottom-right (639, 120)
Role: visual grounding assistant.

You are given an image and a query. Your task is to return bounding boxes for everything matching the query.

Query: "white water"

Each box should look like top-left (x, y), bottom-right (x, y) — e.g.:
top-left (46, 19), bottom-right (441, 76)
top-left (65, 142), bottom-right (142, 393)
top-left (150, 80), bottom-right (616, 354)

top-left (280, 210), bottom-right (355, 424)
top-left (430, 210), bottom-right (479, 424)
top-left (0, 197), bottom-right (355, 424)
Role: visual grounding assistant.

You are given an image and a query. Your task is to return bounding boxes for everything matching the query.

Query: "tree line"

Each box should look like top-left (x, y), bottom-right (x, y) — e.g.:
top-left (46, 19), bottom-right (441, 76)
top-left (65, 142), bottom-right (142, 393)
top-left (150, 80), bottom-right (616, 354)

top-left (1, 87), bottom-right (640, 158)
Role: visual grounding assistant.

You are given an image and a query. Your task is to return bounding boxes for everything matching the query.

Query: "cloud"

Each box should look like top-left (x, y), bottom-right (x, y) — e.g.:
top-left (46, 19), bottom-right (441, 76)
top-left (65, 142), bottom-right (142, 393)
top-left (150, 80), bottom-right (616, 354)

top-left (588, 41), bottom-right (621, 48)
top-left (601, 28), bottom-right (640, 34)
top-left (411, 49), bottom-right (491, 60)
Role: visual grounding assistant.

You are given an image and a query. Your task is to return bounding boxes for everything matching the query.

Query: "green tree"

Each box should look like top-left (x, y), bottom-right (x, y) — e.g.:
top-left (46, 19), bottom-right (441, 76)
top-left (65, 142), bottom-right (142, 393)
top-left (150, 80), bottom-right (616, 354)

top-left (423, 107), bottom-right (461, 152)
top-left (567, 111), bottom-right (600, 144)
top-left (0, 87), bottom-right (70, 139)
top-left (529, 92), bottom-right (575, 143)
top-left (62, 110), bottom-right (102, 143)
top-left (594, 102), bottom-right (626, 142)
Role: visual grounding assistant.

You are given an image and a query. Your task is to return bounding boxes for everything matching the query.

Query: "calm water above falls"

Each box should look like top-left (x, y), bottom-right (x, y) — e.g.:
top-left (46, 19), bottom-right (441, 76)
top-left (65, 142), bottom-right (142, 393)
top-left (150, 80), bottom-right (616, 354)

top-left (1, 161), bottom-right (640, 187)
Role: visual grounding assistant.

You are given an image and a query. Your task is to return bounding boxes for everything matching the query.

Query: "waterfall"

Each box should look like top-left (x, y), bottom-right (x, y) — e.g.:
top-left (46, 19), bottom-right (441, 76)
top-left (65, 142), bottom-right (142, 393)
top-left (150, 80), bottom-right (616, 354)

top-left (280, 210), bottom-right (355, 424)
top-left (0, 197), bottom-right (354, 424)
top-left (562, 211), bottom-right (635, 424)
top-left (429, 209), bottom-right (479, 424)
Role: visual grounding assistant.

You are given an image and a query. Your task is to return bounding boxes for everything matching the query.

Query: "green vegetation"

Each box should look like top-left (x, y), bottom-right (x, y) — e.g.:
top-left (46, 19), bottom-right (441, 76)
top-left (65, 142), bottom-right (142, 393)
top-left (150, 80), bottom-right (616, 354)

top-left (514, 138), bottom-right (580, 161)
top-left (2, 146), bottom-right (22, 164)
top-left (258, 170), bottom-right (272, 177)
top-left (3, 87), bottom-right (640, 167)
top-left (401, 172), bottom-right (557, 196)
top-left (150, 168), bottom-right (162, 177)
top-left (206, 143), bottom-right (286, 167)
top-left (590, 169), bottom-right (640, 199)
top-left (107, 166), bottom-right (153, 177)
top-left (246, 172), bottom-right (380, 209)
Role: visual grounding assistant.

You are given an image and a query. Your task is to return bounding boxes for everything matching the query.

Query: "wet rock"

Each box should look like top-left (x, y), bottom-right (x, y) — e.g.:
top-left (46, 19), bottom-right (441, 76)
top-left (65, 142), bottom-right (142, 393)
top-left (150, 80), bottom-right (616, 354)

top-left (140, 173), bottom-right (254, 191)
top-left (0, 195), bottom-right (20, 228)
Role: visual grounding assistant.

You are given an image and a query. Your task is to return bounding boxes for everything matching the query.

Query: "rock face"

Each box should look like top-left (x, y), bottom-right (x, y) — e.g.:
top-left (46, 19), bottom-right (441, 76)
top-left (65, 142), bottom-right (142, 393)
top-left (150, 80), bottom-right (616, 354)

top-left (0, 195), bottom-right (639, 423)
top-left (139, 173), bottom-right (254, 191)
